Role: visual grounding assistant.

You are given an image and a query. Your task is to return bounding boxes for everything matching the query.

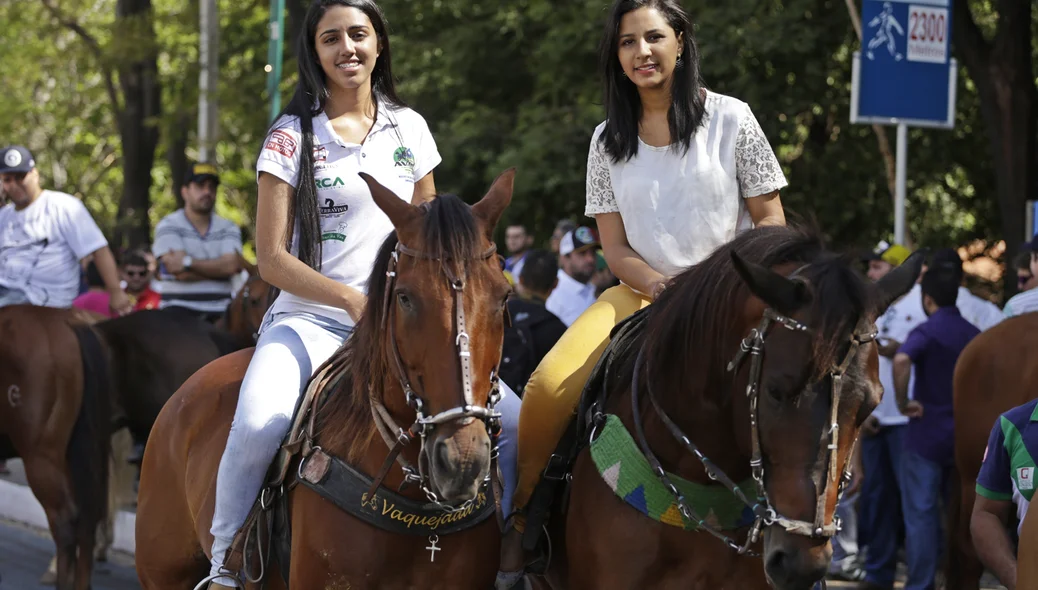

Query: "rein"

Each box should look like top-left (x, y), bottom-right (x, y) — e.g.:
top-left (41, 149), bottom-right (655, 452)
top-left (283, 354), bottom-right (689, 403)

top-left (625, 299), bottom-right (876, 555)
top-left (364, 240), bottom-right (504, 512)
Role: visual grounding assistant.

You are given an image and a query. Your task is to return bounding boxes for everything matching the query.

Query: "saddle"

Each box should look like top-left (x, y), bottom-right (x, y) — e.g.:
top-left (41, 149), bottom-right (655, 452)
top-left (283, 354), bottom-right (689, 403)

top-left (520, 306), bottom-right (652, 564)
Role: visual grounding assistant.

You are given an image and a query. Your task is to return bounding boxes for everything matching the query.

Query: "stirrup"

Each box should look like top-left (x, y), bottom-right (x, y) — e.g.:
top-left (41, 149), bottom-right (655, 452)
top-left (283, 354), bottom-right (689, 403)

top-left (192, 571), bottom-right (245, 590)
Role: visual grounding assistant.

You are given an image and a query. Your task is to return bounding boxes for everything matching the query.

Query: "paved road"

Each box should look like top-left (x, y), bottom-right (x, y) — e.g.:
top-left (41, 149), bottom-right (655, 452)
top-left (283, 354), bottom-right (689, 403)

top-left (0, 519), bottom-right (140, 590)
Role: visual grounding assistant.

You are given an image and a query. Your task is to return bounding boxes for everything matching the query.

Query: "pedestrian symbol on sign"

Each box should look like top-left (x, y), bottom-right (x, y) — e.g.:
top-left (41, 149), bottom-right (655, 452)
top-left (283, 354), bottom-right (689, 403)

top-left (866, 2), bottom-right (904, 61)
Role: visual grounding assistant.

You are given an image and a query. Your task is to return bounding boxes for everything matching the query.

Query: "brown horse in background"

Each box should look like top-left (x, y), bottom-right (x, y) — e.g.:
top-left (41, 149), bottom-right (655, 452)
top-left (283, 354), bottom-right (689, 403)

top-left (0, 305), bottom-right (111, 590)
top-left (947, 312), bottom-right (1038, 590)
top-left (529, 227), bottom-right (922, 590)
top-left (135, 171), bottom-right (515, 589)
top-left (1017, 506), bottom-right (1038, 589)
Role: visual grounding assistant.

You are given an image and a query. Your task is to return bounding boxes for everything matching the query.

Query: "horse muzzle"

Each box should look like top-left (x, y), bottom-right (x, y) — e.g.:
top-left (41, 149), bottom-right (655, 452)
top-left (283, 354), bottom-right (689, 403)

top-left (423, 419), bottom-right (492, 504)
top-left (762, 526), bottom-right (832, 590)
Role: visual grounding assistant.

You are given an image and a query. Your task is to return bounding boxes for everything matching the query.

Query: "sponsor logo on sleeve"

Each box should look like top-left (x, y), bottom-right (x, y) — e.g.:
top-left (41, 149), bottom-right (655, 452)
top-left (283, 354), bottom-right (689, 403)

top-left (264, 130), bottom-right (298, 158)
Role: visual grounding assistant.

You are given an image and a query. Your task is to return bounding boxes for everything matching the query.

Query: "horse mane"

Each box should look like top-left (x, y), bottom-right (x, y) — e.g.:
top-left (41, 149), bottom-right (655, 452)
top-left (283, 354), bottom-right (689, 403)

top-left (642, 224), bottom-right (869, 406)
top-left (315, 193), bottom-right (484, 463)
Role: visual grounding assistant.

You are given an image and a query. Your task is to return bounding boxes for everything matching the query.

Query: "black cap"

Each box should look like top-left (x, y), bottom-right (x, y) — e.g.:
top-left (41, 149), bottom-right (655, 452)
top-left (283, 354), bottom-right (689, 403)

top-left (0, 146), bottom-right (35, 174)
top-left (185, 162), bottom-right (220, 185)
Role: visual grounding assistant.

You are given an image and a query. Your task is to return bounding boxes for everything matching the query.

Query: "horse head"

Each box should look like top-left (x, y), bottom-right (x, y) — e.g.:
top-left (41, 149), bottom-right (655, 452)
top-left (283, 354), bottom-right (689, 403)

top-left (355, 170), bottom-right (514, 505)
top-left (224, 274), bottom-right (272, 345)
top-left (728, 243), bottom-right (923, 589)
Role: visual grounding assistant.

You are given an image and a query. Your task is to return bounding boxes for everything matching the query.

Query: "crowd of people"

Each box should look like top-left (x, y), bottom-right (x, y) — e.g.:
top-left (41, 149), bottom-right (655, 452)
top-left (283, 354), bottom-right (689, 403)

top-left (3, 0), bottom-right (1038, 587)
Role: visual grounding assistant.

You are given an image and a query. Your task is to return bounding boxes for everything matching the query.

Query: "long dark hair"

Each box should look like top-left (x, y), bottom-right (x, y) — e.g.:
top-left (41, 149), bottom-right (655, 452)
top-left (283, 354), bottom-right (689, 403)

top-left (598, 0), bottom-right (706, 163)
top-left (269, 0), bottom-right (406, 271)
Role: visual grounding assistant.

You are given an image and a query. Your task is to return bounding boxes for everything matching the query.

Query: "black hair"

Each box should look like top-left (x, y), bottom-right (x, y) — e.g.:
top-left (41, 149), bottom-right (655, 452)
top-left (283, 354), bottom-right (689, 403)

top-left (1013, 251), bottom-right (1032, 273)
top-left (519, 249), bottom-right (559, 294)
top-left (268, 0), bottom-right (405, 271)
top-left (122, 250), bottom-right (150, 268)
top-left (598, 0), bottom-right (706, 163)
top-left (921, 269), bottom-right (959, 308)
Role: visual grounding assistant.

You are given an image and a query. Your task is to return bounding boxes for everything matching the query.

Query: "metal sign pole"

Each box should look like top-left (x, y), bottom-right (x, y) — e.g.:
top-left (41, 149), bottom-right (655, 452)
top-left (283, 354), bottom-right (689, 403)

top-left (266, 0), bottom-right (286, 123)
top-left (895, 123), bottom-right (907, 245)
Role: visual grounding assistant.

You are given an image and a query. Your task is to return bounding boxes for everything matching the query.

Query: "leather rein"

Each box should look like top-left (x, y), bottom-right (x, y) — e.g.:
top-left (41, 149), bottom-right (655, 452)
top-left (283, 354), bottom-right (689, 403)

top-left (365, 240), bottom-right (504, 513)
top-left (625, 294), bottom-right (877, 555)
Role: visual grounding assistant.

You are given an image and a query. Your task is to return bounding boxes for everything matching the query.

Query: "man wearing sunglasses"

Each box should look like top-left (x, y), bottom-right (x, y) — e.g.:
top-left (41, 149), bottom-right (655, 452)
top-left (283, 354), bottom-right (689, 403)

top-left (0, 145), bottom-right (131, 315)
top-left (1004, 238), bottom-right (1038, 318)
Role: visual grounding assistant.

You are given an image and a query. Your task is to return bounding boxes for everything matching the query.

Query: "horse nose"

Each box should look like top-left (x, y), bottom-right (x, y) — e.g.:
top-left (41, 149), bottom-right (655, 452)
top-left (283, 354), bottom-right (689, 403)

top-left (765, 547), bottom-right (828, 590)
top-left (428, 427), bottom-right (491, 502)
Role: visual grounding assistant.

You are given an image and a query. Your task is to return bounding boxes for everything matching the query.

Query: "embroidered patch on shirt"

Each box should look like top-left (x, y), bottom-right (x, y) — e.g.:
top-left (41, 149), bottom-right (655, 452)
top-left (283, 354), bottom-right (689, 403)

top-left (265, 130), bottom-right (297, 158)
top-left (1018, 467), bottom-right (1034, 490)
top-left (393, 146), bottom-right (416, 176)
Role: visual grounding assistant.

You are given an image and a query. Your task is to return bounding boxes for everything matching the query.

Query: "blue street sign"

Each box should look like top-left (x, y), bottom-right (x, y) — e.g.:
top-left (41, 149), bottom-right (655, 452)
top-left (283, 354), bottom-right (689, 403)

top-left (851, 0), bottom-right (957, 129)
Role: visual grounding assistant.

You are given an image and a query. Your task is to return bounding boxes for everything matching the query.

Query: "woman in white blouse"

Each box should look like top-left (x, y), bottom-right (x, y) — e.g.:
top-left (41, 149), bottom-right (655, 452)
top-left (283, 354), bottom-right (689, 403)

top-left (498, 0), bottom-right (787, 582)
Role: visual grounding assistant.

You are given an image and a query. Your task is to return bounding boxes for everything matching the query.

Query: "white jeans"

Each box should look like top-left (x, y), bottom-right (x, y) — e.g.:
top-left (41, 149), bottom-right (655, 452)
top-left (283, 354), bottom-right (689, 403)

top-left (207, 312), bottom-right (522, 583)
top-left (209, 313), bottom-right (351, 582)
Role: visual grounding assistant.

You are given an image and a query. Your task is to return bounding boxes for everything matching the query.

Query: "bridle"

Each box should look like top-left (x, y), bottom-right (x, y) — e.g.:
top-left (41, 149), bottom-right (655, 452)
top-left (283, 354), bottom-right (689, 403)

top-left (366, 240), bottom-right (505, 513)
top-left (627, 287), bottom-right (877, 555)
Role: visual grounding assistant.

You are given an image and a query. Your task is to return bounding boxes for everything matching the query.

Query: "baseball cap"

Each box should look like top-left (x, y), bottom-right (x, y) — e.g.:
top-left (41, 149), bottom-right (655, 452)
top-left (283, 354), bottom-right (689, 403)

top-left (559, 226), bottom-right (599, 256)
top-left (864, 240), bottom-right (911, 267)
top-left (0, 146), bottom-right (35, 174)
top-left (185, 162), bottom-right (220, 185)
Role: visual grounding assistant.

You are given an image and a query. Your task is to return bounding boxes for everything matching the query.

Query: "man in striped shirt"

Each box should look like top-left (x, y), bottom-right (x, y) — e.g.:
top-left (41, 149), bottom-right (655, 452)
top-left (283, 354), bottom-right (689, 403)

top-left (152, 163), bottom-right (242, 323)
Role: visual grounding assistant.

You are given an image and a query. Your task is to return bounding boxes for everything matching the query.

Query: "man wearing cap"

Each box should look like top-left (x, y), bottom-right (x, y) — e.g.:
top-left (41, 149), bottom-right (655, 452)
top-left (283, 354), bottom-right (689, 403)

top-left (152, 163), bottom-right (243, 323)
top-left (545, 226), bottom-right (599, 326)
top-left (895, 248), bottom-right (1003, 332)
top-left (856, 240), bottom-right (913, 590)
top-left (0, 145), bottom-right (131, 314)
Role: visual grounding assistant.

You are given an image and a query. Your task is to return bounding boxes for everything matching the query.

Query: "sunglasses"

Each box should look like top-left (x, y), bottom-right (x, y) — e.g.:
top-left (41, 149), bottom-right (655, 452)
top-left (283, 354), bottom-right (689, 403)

top-left (1, 172), bottom-right (27, 183)
top-left (1020, 275), bottom-right (1033, 286)
top-left (125, 270), bottom-right (149, 278)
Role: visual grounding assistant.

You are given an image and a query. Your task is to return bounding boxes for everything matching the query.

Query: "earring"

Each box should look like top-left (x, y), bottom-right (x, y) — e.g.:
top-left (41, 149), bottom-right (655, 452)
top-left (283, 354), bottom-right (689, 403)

top-left (621, 71), bottom-right (627, 78)
top-left (676, 54), bottom-right (683, 63)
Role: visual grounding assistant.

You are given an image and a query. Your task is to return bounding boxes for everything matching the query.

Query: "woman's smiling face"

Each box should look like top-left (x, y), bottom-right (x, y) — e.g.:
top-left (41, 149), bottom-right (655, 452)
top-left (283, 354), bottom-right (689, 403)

top-left (616, 6), bottom-right (683, 90)
top-left (314, 6), bottom-right (381, 91)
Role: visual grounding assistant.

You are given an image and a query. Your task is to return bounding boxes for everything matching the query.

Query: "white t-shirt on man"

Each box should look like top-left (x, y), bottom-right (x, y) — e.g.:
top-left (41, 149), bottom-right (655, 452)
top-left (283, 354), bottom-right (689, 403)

top-left (0, 190), bottom-right (108, 307)
top-left (585, 90), bottom-right (789, 278)
top-left (256, 102), bottom-right (441, 328)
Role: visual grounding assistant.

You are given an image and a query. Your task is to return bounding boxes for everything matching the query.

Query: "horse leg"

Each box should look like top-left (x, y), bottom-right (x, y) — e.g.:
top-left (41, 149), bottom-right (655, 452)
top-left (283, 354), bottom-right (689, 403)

top-left (22, 454), bottom-right (79, 590)
top-left (74, 508), bottom-right (99, 590)
top-left (946, 475), bottom-right (982, 590)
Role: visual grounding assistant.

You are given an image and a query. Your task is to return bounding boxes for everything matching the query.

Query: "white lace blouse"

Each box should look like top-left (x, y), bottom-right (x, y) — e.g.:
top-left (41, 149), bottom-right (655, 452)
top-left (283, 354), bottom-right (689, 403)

top-left (585, 90), bottom-right (788, 278)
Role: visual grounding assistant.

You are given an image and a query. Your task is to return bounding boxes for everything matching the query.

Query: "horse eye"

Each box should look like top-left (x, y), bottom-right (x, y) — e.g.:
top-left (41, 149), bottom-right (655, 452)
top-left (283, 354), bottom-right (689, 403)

top-left (396, 291), bottom-right (412, 310)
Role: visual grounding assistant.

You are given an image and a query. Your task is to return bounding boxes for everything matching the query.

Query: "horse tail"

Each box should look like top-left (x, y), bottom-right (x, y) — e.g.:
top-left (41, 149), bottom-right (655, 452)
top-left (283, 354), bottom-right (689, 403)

top-left (68, 324), bottom-right (112, 536)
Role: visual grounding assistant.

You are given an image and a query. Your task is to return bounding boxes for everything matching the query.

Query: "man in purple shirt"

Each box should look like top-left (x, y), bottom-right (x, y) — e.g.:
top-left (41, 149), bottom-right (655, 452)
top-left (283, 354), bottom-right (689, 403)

top-left (892, 250), bottom-right (981, 590)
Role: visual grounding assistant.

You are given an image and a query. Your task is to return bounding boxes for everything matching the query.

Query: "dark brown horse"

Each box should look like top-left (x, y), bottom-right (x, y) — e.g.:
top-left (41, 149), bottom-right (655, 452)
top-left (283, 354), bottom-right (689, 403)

top-left (529, 226), bottom-right (921, 590)
top-left (135, 171), bottom-right (515, 589)
top-left (0, 305), bottom-right (111, 590)
top-left (1018, 506), bottom-right (1038, 588)
top-left (947, 312), bottom-right (1038, 590)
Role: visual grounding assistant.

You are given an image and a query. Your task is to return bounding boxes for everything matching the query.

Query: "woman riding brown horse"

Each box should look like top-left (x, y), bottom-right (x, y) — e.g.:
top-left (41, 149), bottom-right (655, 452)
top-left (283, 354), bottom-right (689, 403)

top-left (947, 312), bottom-right (1038, 590)
top-left (135, 171), bottom-right (514, 589)
top-left (0, 305), bottom-right (110, 590)
top-left (526, 227), bottom-right (922, 590)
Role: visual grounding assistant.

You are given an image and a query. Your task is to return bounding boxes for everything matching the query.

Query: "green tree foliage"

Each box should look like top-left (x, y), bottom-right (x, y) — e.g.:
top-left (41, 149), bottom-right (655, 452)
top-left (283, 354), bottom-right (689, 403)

top-left (0, 0), bottom-right (1029, 266)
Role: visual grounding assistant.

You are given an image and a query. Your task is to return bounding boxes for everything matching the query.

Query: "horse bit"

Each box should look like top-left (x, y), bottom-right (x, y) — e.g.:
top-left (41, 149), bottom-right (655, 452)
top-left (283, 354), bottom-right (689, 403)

top-left (628, 300), bottom-right (877, 556)
top-left (366, 240), bottom-right (505, 514)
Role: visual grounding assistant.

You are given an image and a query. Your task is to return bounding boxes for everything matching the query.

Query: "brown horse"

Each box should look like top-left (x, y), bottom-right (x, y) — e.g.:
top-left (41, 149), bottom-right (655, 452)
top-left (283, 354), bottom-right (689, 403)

top-left (527, 226), bottom-right (922, 590)
top-left (0, 305), bottom-right (111, 590)
top-left (135, 171), bottom-right (515, 589)
top-left (1018, 506), bottom-right (1038, 588)
top-left (947, 312), bottom-right (1038, 590)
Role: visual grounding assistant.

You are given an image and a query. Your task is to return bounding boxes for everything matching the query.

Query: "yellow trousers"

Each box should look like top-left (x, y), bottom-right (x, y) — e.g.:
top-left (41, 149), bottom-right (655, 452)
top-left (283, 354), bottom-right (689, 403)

top-left (512, 284), bottom-right (651, 522)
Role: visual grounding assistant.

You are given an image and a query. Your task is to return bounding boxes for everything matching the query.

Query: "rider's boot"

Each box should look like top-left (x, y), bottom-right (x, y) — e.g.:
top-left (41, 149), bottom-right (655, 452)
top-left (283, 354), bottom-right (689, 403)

top-left (495, 520), bottom-right (527, 590)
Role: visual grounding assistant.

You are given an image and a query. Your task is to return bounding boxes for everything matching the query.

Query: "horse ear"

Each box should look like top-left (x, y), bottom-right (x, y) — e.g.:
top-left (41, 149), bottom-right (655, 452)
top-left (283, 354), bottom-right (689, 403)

top-left (359, 173), bottom-right (421, 230)
top-left (471, 168), bottom-right (515, 240)
top-left (872, 250), bottom-right (926, 313)
top-left (731, 251), bottom-right (812, 315)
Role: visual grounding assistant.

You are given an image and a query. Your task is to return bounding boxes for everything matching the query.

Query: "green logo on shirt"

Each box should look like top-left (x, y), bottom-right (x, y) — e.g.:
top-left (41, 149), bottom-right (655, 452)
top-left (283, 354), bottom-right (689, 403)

top-left (322, 221), bottom-right (348, 242)
top-left (317, 176), bottom-right (345, 190)
top-left (393, 147), bottom-right (416, 175)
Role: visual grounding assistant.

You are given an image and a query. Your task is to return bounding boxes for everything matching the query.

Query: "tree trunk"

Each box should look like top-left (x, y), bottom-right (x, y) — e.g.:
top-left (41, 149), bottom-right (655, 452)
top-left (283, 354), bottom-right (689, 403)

top-left (167, 109), bottom-right (191, 209)
top-left (114, 0), bottom-right (162, 250)
top-left (953, 0), bottom-right (1035, 302)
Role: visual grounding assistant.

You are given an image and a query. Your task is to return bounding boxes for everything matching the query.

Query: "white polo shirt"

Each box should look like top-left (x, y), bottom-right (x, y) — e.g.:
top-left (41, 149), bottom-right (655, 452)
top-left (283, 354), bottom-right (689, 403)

top-left (256, 102), bottom-right (440, 328)
top-left (545, 269), bottom-right (598, 326)
top-left (0, 190), bottom-right (108, 307)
